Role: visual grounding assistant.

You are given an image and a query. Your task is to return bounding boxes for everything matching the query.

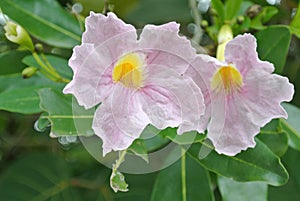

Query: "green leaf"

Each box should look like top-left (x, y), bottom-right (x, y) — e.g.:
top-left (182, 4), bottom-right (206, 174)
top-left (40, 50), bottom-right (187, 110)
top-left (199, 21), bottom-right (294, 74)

top-left (159, 127), bottom-right (206, 145)
top-left (237, 1), bottom-right (253, 16)
top-left (258, 132), bottom-right (289, 157)
top-left (279, 103), bottom-right (300, 151)
top-left (151, 154), bottom-right (214, 201)
top-left (290, 3), bottom-right (300, 38)
top-left (0, 87), bottom-right (41, 114)
top-left (140, 125), bottom-right (170, 152)
top-left (0, 153), bottom-right (79, 201)
top-left (128, 139), bottom-right (149, 163)
top-left (0, 73), bottom-right (60, 92)
top-left (250, 6), bottom-right (278, 30)
top-left (268, 148), bottom-right (300, 201)
top-left (23, 54), bottom-right (73, 79)
top-left (126, 0), bottom-right (192, 24)
top-left (225, 0), bottom-right (242, 21)
top-left (261, 119), bottom-right (279, 131)
top-left (38, 88), bottom-right (94, 136)
top-left (0, 74), bottom-right (63, 114)
top-left (0, 0), bottom-right (81, 48)
top-left (0, 50), bottom-right (28, 75)
top-left (218, 176), bottom-right (267, 201)
top-left (188, 138), bottom-right (288, 186)
top-left (255, 25), bottom-right (291, 74)
top-left (211, 0), bottom-right (225, 24)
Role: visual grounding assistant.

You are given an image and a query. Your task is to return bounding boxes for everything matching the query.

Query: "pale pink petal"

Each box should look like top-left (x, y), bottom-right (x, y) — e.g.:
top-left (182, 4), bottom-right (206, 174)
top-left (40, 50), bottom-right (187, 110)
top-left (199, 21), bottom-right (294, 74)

top-left (187, 34), bottom-right (294, 156)
top-left (185, 55), bottom-right (224, 132)
top-left (83, 12), bottom-right (137, 60)
top-left (64, 12), bottom-right (138, 109)
top-left (207, 94), bottom-right (259, 156)
top-left (225, 34), bottom-right (274, 75)
top-left (92, 84), bottom-right (150, 155)
top-left (83, 12), bottom-right (137, 47)
top-left (241, 68), bottom-right (294, 126)
top-left (63, 44), bottom-right (114, 109)
top-left (139, 22), bottom-right (196, 74)
top-left (139, 64), bottom-right (205, 133)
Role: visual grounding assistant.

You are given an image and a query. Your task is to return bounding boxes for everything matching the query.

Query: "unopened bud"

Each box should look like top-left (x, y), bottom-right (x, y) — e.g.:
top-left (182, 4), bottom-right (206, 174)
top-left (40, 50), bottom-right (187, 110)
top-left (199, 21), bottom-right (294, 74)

top-left (22, 66), bottom-right (38, 78)
top-left (200, 20), bottom-right (209, 29)
top-left (237, 16), bottom-right (245, 24)
top-left (218, 24), bottom-right (233, 44)
top-left (35, 43), bottom-right (44, 53)
top-left (4, 21), bottom-right (34, 52)
top-left (217, 25), bottom-right (233, 61)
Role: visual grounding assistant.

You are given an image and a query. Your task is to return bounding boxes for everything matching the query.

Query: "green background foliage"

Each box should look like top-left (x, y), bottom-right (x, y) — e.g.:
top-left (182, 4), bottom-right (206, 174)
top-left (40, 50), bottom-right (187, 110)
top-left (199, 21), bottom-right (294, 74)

top-left (0, 0), bottom-right (300, 200)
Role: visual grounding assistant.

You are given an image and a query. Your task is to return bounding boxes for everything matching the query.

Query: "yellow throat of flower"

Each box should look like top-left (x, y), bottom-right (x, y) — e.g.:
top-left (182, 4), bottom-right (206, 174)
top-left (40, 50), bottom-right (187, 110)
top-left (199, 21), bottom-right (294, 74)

top-left (211, 65), bottom-right (243, 94)
top-left (112, 53), bottom-right (145, 89)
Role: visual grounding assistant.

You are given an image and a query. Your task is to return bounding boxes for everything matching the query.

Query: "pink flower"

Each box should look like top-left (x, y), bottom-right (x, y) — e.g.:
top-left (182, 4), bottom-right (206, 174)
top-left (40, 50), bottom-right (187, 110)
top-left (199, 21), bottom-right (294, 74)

top-left (186, 34), bottom-right (294, 156)
top-left (63, 12), bottom-right (205, 155)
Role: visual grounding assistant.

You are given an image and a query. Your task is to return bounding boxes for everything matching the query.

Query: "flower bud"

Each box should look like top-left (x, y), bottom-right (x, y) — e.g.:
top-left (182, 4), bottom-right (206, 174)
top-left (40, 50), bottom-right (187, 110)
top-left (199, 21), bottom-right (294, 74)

top-left (35, 43), bottom-right (44, 53)
top-left (200, 20), bottom-right (209, 29)
top-left (237, 16), bottom-right (245, 25)
top-left (4, 21), bottom-right (34, 52)
top-left (218, 24), bottom-right (233, 44)
top-left (22, 66), bottom-right (38, 78)
top-left (217, 25), bottom-right (233, 61)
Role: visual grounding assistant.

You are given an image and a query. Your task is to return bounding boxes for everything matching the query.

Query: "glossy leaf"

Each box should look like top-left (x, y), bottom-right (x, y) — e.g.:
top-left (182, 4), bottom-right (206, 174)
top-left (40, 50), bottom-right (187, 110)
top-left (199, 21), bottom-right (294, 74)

top-left (188, 139), bottom-right (288, 186)
top-left (140, 125), bottom-right (170, 152)
top-left (159, 127), bottom-right (206, 145)
top-left (39, 88), bottom-right (94, 136)
top-left (250, 6), bottom-right (278, 30)
top-left (0, 87), bottom-right (41, 114)
top-left (0, 153), bottom-right (79, 201)
top-left (23, 54), bottom-right (73, 79)
top-left (255, 26), bottom-right (291, 73)
top-left (0, 0), bottom-right (81, 48)
top-left (0, 74), bottom-right (63, 114)
top-left (268, 149), bottom-right (300, 201)
top-left (258, 132), bottom-right (289, 157)
top-left (225, 0), bottom-right (242, 21)
top-left (211, 0), bottom-right (225, 24)
top-left (151, 154), bottom-right (214, 201)
top-left (279, 103), bottom-right (300, 151)
top-left (128, 139), bottom-right (149, 163)
top-left (0, 50), bottom-right (28, 75)
top-left (126, 0), bottom-right (192, 24)
top-left (218, 176), bottom-right (267, 201)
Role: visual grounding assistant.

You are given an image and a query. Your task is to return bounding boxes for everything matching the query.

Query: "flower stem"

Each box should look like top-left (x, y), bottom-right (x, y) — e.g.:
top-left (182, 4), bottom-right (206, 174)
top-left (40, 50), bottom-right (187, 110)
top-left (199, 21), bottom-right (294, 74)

top-left (102, 0), bottom-right (109, 14)
top-left (114, 150), bottom-right (127, 171)
top-left (32, 52), bottom-right (70, 83)
top-left (181, 148), bottom-right (187, 201)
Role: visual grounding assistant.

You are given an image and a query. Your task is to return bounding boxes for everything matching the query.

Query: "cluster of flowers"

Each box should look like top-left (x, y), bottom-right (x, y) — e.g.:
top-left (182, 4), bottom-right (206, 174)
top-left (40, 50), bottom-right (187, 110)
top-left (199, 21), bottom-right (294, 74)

top-left (64, 12), bottom-right (294, 156)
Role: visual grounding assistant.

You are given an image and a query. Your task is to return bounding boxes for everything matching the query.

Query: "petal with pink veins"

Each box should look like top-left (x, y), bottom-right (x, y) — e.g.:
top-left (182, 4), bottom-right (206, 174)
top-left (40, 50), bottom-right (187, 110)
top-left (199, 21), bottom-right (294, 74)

top-left (225, 34), bottom-right (274, 75)
top-left (140, 64), bottom-right (205, 134)
top-left (139, 22), bottom-right (196, 74)
top-left (92, 84), bottom-right (150, 156)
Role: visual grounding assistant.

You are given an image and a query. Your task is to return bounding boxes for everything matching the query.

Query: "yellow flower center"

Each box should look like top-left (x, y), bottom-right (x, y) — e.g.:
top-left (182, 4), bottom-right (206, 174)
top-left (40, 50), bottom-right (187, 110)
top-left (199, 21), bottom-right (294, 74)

top-left (211, 65), bottom-right (243, 94)
top-left (112, 52), bottom-right (145, 89)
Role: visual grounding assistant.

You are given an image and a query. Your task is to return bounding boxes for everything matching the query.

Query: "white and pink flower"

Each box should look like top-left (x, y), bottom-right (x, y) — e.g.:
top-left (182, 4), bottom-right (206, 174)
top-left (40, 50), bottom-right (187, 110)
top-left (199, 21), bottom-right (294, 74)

top-left (63, 12), bottom-right (205, 155)
top-left (187, 34), bottom-right (294, 156)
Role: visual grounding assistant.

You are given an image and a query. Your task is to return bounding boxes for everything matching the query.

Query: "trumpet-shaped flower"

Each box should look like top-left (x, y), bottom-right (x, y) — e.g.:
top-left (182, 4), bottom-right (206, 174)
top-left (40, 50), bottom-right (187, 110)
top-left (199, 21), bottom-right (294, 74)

top-left (63, 12), bottom-right (205, 155)
top-left (186, 34), bottom-right (294, 156)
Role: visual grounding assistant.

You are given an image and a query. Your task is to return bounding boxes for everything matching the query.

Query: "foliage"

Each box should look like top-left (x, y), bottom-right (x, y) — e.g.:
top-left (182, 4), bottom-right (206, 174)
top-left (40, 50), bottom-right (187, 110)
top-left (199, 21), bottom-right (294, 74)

top-left (0, 0), bottom-right (300, 200)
